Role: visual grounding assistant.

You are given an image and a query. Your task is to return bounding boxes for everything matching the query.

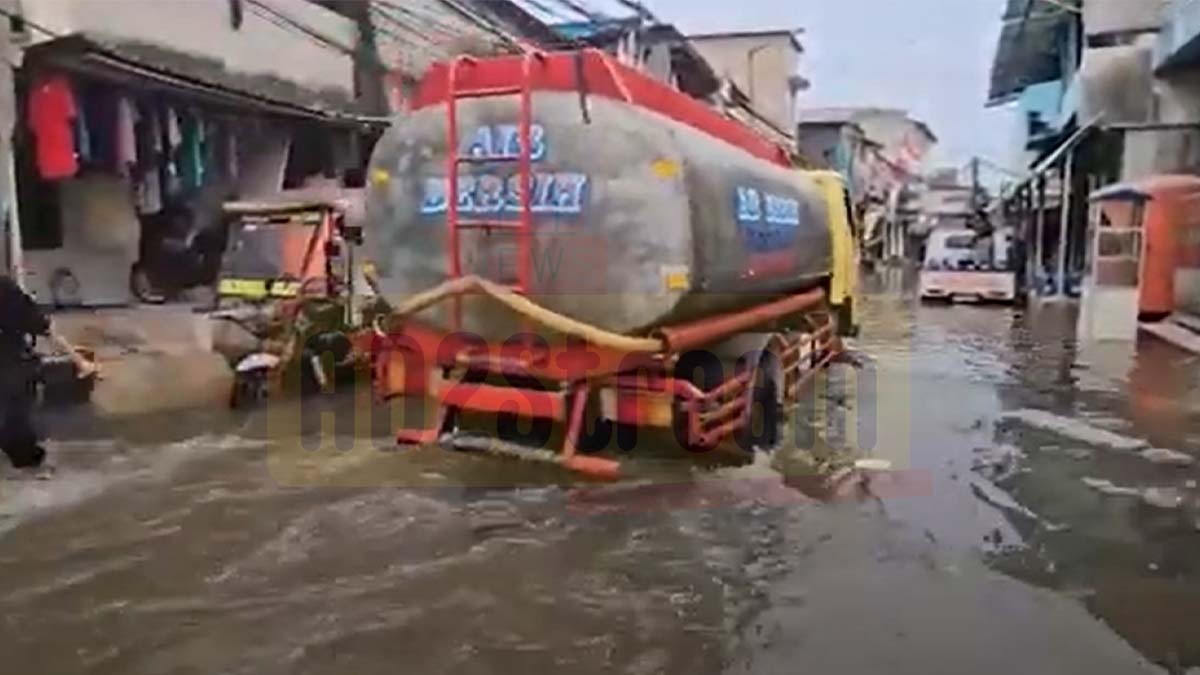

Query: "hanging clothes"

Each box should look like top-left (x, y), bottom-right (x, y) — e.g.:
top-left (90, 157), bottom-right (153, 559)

top-left (131, 101), bottom-right (163, 215)
top-left (80, 90), bottom-right (118, 170)
top-left (136, 168), bottom-right (162, 215)
top-left (74, 99), bottom-right (92, 164)
top-left (115, 97), bottom-right (138, 174)
top-left (163, 106), bottom-right (183, 198)
top-left (133, 101), bottom-right (157, 171)
top-left (202, 118), bottom-right (216, 181)
top-left (166, 108), bottom-right (182, 149)
top-left (148, 104), bottom-right (163, 156)
top-left (226, 126), bottom-right (239, 181)
top-left (28, 74), bottom-right (79, 180)
top-left (180, 113), bottom-right (205, 189)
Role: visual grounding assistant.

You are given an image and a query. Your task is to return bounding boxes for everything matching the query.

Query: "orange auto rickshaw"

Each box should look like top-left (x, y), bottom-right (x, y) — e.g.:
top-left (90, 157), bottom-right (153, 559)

top-left (210, 199), bottom-right (366, 407)
top-left (1088, 174), bottom-right (1200, 320)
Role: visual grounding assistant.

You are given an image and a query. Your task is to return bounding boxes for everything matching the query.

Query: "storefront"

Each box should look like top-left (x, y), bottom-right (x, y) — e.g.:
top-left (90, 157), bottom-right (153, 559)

top-left (13, 35), bottom-right (382, 308)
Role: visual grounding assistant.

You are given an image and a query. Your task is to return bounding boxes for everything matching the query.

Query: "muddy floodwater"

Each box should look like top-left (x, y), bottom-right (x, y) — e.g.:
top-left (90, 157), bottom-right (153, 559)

top-left (3, 269), bottom-right (1200, 674)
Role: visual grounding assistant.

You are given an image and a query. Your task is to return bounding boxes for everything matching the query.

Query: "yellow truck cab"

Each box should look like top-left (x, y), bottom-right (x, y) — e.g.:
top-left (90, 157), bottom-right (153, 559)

top-left (805, 170), bottom-right (860, 336)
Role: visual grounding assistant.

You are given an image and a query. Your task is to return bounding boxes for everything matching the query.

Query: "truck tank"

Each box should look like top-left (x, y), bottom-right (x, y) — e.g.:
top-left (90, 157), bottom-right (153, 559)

top-left (366, 51), bottom-right (833, 341)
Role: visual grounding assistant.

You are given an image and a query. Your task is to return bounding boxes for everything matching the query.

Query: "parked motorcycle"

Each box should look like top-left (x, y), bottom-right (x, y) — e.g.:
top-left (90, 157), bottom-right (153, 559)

top-left (130, 206), bottom-right (226, 304)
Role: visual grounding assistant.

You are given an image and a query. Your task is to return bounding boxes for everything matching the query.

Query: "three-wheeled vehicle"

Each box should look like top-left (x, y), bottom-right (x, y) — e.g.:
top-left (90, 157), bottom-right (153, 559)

top-left (209, 199), bottom-right (366, 407)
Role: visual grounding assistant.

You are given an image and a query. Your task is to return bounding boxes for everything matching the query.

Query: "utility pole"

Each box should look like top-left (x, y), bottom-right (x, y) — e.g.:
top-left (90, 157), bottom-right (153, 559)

top-left (969, 156), bottom-right (980, 213)
top-left (0, 0), bottom-right (20, 286)
top-left (1055, 151), bottom-right (1073, 298)
top-left (1035, 175), bottom-right (1046, 294)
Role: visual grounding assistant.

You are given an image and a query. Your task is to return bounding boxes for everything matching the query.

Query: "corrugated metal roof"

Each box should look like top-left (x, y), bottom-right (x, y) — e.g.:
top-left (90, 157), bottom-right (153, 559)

top-left (797, 107), bottom-right (879, 125)
top-left (26, 34), bottom-right (379, 124)
top-left (1090, 174), bottom-right (1200, 202)
top-left (795, 107), bottom-right (936, 144)
top-left (687, 29), bottom-right (804, 54)
top-left (988, 10), bottom-right (1072, 103)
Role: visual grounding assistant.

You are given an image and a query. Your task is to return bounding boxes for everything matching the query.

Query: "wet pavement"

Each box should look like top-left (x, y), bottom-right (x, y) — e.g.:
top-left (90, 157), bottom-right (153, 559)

top-left (3, 268), bottom-right (1199, 674)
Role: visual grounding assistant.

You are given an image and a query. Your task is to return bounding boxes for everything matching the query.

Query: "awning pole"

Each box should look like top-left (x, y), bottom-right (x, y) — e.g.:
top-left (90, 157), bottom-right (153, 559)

top-left (1035, 176), bottom-right (1046, 295)
top-left (1, 98), bottom-right (20, 286)
top-left (2, 181), bottom-right (20, 286)
top-left (1055, 150), bottom-right (1074, 298)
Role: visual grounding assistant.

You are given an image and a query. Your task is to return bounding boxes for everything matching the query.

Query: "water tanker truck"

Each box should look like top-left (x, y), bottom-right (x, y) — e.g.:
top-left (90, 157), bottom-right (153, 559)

top-left (365, 49), bottom-right (859, 478)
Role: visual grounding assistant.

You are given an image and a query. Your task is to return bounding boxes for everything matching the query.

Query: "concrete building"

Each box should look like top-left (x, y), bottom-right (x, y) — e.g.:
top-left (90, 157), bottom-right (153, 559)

top-left (918, 168), bottom-right (975, 230)
top-left (549, 18), bottom-right (797, 152)
top-left (687, 29), bottom-right (806, 132)
top-left (551, 19), bottom-right (722, 98)
top-left (3, 0), bottom-right (389, 307)
top-left (795, 111), bottom-right (870, 193)
top-left (356, 0), bottom-right (557, 112)
top-left (988, 0), bottom-right (1174, 302)
top-left (796, 106), bottom-right (937, 262)
top-left (1153, 0), bottom-right (1200, 320)
top-left (1146, 0), bottom-right (1200, 176)
top-left (0, 0), bottom-right (561, 417)
top-left (796, 108), bottom-right (935, 190)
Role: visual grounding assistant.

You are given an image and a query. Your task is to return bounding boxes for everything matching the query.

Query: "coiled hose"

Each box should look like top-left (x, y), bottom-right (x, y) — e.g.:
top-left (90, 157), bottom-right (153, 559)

top-left (375, 275), bottom-right (664, 354)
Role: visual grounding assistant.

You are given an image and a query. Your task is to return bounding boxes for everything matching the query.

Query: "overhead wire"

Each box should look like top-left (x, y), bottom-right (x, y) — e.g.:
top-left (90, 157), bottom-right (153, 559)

top-left (1036, 0), bottom-right (1082, 15)
top-left (546, 0), bottom-right (605, 20)
top-left (243, 0), bottom-right (356, 56)
top-left (369, 6), bottom-right (450, 46)
top-left (0, 6), bottom-right (59, 70)
top-left (372, 4), bottom-right (470, 46)
top-left (514, 0), bottom-right (574, 22)
top-left (611, 0), bottom-right (657, 21)
top-left (375, 0), bottom-right (468, 38)
top-left (425, 0), bottom-right (525, 49)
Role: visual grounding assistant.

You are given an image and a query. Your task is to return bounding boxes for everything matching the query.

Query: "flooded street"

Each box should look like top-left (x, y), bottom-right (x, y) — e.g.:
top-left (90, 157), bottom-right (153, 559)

top-left (4, 272), bottom-right (1200, 674)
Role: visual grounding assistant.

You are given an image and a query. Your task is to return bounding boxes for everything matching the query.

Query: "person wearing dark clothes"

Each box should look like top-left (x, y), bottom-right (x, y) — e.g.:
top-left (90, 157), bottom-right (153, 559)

top-left (0, 275), bottom-right (50, 468)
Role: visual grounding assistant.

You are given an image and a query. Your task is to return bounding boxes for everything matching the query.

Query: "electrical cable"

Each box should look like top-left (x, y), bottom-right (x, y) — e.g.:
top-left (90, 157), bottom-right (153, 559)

top-left (380, 0), bottom-right (521, 49)
top-left (245, 3), bottom-right (362, 64)
top-left (369, 7), bottom-right (446, 46)
top-left (546, 0), bottom-right (605, 20)
top-left (244, 0), bottom-right (356, 55)
top-left (373, 1), bottom-right (465, 39)
top-left (1036, 0), bottom-right (1082, 15)
top-left (514, 0), bottom-right (573, 22)
top-left (0, 5), bottom-right (61, 39)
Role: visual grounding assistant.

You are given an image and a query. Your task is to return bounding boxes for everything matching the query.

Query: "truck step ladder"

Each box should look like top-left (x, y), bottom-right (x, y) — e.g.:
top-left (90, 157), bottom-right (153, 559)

top-left (445, 51), bottom-right (545, 331)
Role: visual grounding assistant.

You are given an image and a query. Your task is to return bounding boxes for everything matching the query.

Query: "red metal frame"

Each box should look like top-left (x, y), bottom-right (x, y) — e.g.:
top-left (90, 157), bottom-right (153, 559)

top-left (415, 49), bottom-right (792, 168)
top-left (445, 52), bottom-right (545, 329)
top-left (371, 289), bottom-right (840, 479)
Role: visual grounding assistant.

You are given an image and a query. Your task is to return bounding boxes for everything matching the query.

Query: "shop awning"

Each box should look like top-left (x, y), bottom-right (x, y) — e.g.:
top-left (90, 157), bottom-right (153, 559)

top-left (24, 34), bottom-right (385, 129)
top-left (988, 1), bottom-right (1073, 104)
top-left (1030, 116), bottom-right (1099, 176)
top-left (1002, 115), bottom-right (1101, 200)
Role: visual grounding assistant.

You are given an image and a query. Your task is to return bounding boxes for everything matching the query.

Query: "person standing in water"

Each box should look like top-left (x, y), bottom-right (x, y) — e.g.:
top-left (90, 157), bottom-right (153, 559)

top-left (0, 274), bottom-right (50, 468)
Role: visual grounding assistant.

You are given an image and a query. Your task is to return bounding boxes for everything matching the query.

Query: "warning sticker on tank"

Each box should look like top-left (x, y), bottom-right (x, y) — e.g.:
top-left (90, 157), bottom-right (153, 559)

top-left (662, 265), bottom-right (691, 292)
top-left (651, 159), bottom-right (681, 179)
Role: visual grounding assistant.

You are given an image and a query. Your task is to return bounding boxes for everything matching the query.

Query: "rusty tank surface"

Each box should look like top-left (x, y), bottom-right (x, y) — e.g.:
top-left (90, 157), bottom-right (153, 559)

top-left (365, 50), bottom-right (833, 340)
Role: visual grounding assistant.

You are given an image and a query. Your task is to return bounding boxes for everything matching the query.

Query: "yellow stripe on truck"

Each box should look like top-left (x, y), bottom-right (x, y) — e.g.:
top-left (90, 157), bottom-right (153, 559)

top-left (218, 279), bottom-right (301, 299)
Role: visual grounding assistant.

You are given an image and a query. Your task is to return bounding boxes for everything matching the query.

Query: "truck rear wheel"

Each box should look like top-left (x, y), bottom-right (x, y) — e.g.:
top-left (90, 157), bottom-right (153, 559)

top-left (836, 298), bottom-right (858, 337)
top-left (735, 366), bottom-right (783, 454)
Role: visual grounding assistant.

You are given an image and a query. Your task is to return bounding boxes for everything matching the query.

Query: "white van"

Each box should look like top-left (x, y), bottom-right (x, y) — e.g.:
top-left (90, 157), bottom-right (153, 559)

top-left (920, 227), bottom-right (1017, 303)
top-left (923, 228), bottom-right (979, 270)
